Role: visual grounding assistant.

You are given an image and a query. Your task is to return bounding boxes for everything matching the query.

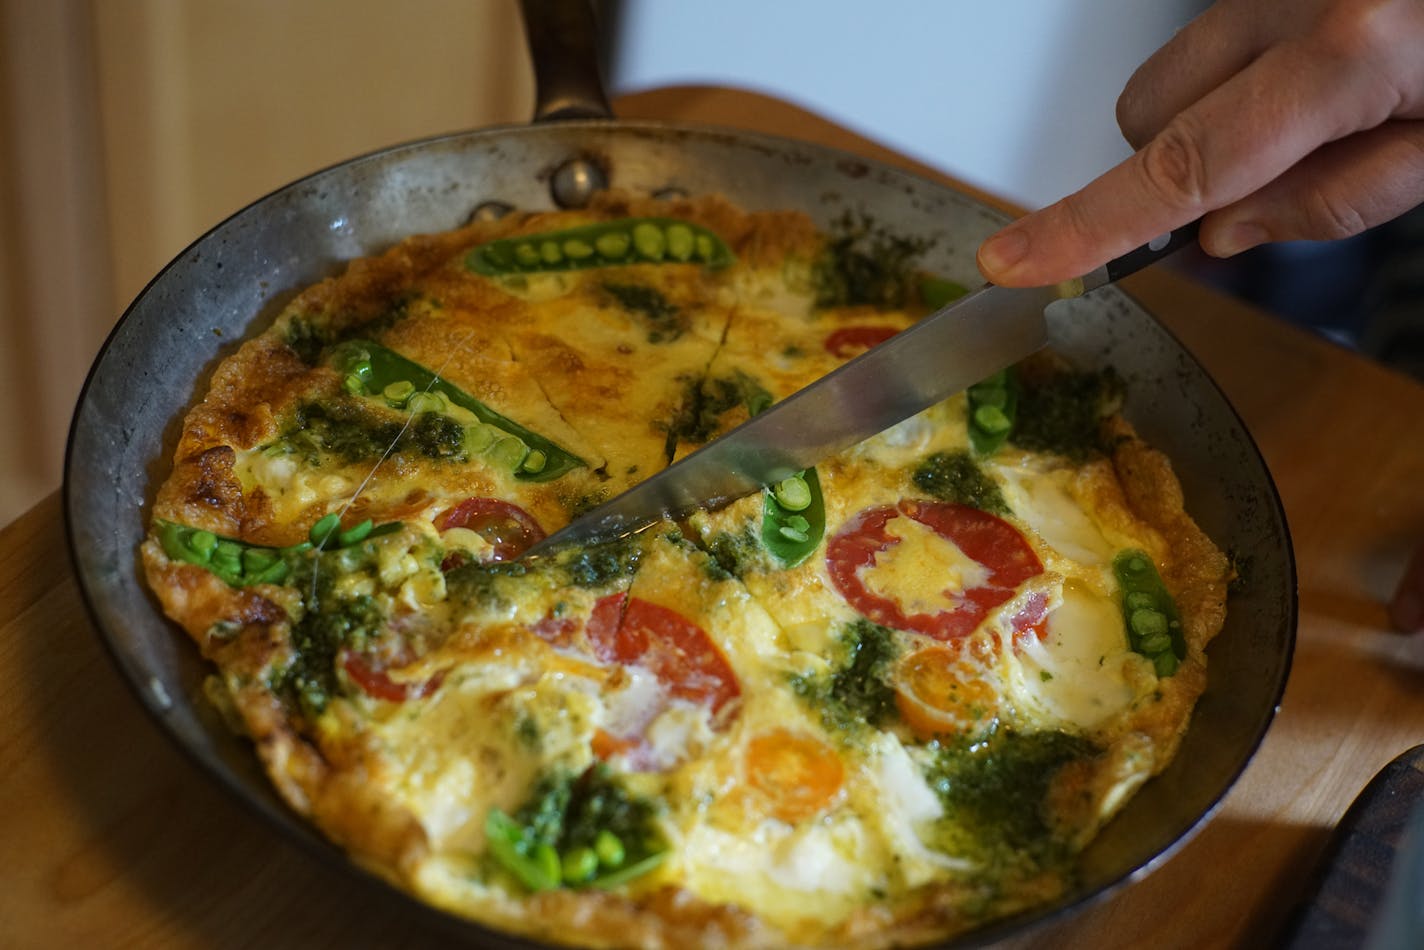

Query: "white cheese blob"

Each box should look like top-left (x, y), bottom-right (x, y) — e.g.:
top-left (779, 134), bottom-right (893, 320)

top-left (1007, 580), bottom-right (1154, 731)
top-left (859, 514), bottom-right (992, 615)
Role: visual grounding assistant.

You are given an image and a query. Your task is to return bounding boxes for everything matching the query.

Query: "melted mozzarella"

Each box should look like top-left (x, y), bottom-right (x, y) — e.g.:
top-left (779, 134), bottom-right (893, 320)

top-left (996, 465), bottom-right (1116, 566)
top-left (1007, 580), bottom-right (1154, 731)
top-left (860, 515), bottom-right (992, 614)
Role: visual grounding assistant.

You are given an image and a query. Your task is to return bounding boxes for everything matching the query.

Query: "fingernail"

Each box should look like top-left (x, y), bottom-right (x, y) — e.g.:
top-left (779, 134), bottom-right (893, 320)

top-left (978, 228), bottom-right (1029, 279)
top-left (1391, 589), bottom-right (1423, 634)
top-left (1210, 222), bottom-right (1267, 258)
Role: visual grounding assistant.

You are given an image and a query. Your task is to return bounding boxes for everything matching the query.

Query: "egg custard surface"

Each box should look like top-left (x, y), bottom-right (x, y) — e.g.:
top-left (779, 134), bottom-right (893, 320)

top-left (142, 193), bottom-right (1231, 949)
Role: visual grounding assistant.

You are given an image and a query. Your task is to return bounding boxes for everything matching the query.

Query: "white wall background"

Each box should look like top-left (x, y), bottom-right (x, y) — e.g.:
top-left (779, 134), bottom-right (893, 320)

top-left (607, 0), bottom-right (1209, 210)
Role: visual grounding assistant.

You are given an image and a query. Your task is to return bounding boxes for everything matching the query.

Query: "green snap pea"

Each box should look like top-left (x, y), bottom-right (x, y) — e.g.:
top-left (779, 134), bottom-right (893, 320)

top-left (465, 217), bottom-right (735, 276)
top-left (772, 474), bottom-right (813, 512)
top-left (1112, 549), bottom-right (1186, 677)
top-left (405, 391), bottom-right (446, 415)
top-left (332, 340), bottom-right (584, 482)
top-left (484, 810), bottom-right (561, 892)
top-left (589, 850), bottom-right (669, 889)
top-left (561, 847), bottom-right (599, 884)
top-left (967, 369), bottom-right (1018, 456)
top-left (382, 380), bottom-right (415, 407)
top-left (763, 469), bottom-right (825, 567)
top-left (154, 517), bottom-right (401, 590)
top-left (737, 385), bottom-right (826, 568)
top-left (309, 513), bottom-right (341, 546)
top-left (594, 830), bottom-right (625, 868)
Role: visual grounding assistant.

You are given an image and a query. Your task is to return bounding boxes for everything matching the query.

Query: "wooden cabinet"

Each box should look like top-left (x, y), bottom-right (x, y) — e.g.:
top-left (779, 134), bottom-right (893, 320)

top-left (0, 0), bottom-right (533, 525)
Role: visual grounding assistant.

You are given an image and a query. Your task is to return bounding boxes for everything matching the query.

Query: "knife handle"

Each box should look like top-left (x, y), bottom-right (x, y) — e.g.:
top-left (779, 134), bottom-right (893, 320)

top-left (1084, 220), bottom-right (1202, 291)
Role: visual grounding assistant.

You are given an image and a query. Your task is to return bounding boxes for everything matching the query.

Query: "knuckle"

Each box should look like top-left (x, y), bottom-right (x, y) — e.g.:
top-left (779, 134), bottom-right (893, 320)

top-left (1304, 185), bottom-right (1369, 241)
top-left (1137, 119), bottom-right (1212, 213)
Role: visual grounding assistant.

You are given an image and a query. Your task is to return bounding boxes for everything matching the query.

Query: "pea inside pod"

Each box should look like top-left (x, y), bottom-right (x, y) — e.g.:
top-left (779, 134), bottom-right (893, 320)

top-left (333, 340), bottom-right (583, 482)
top-left (466, 217), bottom-right (735, 276)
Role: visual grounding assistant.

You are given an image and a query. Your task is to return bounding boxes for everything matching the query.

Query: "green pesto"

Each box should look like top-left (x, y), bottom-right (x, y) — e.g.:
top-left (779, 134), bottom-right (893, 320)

top-left (794, 619), bottom-right (900, 733)
top-left (281, 402), bottom-right (404, 465)
top-left (282, 297), bottom-right (413, 366)
top-left (556, 534), bottom-right (644, 589)
top-left (600, 282), bottom-right (686, 344)
top-left (661, 370), bottom-right (772, 455)
top-left (812, 212), bottom-right (934, 309)
top-left (276, 591), bottom-right (383, 718)
top-left (409, 411), bottom-right (466, 459)
top-left (444, 557), bottom-right (530, 609)
top-left (466, 217), bottom-right (734, 276)
top-left (332, 340), bottom-right (584, 482)
top-left (487, 765), bottom-right (667, 892)
top-left (923, 727), bottom-right (1098, 868)
top-left (702, 526), bottom-right (767, 581)
top-left (1010, 367), bottom-right (1126, 462)
top-left (284, 314), bottom-right (333, 366)
top-left (912, 450), bottom-right (1009, 515)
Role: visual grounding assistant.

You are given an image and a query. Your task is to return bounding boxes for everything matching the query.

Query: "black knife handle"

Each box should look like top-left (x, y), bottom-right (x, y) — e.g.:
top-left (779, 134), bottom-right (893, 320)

top-left (1097, 220), bottom-right (1202, 287)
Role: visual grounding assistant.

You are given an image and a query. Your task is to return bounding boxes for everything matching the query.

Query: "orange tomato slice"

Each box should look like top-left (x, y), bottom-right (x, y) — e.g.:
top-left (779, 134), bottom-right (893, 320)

top-left (744, 729), bottom-right (846, 823)
top-left (893, 643), bottom-right (999, 739)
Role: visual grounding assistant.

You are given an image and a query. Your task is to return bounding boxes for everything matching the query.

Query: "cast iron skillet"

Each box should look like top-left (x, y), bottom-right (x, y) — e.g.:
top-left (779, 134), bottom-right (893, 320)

top-left (64, 1), bottom-right (1296, 945)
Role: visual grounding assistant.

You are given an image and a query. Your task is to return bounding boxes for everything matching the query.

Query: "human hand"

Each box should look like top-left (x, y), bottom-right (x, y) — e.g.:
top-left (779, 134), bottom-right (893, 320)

top-left (977, 0), bottom-right (1424, 287)
top-left (1392, 544), bottom-right (1424, 634)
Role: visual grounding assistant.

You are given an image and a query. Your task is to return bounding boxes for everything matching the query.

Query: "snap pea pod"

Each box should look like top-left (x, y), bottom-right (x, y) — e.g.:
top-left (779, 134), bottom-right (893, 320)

top-left (466, 217), bottom-right (735, 276)
top-left (484, 810), bottom-right (562, 891)
top-left (966, 368), bottom-right (1018, 456)
top-left (483, 808), bottom-right (666, 892)
top-left (762, 468), bottom-right (826, 567)
top-left (333, 340), bottom-right (584, 482)
top-left (1112, 550), bottom-right (1186, 677)
top-left (727, 380), bottom-right (827, 567)
top-left (154, 516), bottom-right (401, 589)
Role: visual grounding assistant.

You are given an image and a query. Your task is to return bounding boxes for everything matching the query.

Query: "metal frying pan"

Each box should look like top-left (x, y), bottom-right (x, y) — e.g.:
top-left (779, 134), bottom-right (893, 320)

top-left (63, 1), bottom-right (1295, 945)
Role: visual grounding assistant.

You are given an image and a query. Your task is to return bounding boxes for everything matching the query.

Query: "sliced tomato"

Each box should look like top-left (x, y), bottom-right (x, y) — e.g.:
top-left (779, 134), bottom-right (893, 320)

top-left (744, 729), bottom-right (845, 823)
top-left (824, 325), bottom-right (899, 358)
top-left (894, 642), bottom-right (999, 739)
top-left (825, 500), bottom-right (1044, 641)
top-left (342, 651), bottom-right (443, 702)
top-left (585, 592), bottom-right (740, 715)
top-left (436, 497), bottom-right (545, 565)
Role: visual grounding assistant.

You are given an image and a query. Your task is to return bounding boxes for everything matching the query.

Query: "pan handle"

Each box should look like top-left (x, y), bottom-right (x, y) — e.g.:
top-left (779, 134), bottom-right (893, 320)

top-left (519, 0), bottom-right (615, 122)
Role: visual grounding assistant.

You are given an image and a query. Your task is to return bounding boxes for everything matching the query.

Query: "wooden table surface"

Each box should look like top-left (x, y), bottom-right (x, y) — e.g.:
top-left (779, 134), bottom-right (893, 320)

top-left (5, 86), bottom-right (1424, 949)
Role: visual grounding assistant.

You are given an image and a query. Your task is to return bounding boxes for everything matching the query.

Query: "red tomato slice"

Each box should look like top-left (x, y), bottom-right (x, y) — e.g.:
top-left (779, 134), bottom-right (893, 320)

top-left (342, 651), bottom-right (442, 702)
top-left (435, 497), bottom-right (545, 565)
top-left (585, 592), bottom-right (741, 715)
top-left (826, 500), bottom-right (1045, 641)
top-left (824, 325), bottom-right (899, 358)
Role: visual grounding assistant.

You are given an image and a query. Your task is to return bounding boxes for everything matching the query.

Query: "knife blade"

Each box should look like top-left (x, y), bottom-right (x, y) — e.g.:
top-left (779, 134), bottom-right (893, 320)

top-left (522, 224), bottom-right (1199, 559)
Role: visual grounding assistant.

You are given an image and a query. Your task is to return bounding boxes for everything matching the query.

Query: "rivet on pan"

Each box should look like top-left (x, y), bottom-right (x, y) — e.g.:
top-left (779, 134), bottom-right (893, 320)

top-left (468, 201), bottom-right (515, 224)
top-left (653, 186), bottom-right (689, 201)
top-left (550, 157), bottom-right (607, 209)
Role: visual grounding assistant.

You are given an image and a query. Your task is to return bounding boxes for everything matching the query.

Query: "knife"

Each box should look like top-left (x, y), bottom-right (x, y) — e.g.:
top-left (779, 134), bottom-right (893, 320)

top-left (522, 223), bottom-right (1200, 558)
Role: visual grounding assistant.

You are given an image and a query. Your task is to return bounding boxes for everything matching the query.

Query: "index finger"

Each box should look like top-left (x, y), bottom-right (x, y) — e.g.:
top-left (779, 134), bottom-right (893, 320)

top-left (978, 31), bottom-right (1396, 286)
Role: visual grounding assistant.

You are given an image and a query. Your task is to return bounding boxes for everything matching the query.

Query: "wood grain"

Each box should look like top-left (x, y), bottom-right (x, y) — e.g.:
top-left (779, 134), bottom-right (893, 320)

top-left (4, 86), bottom-right (1424, 949)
